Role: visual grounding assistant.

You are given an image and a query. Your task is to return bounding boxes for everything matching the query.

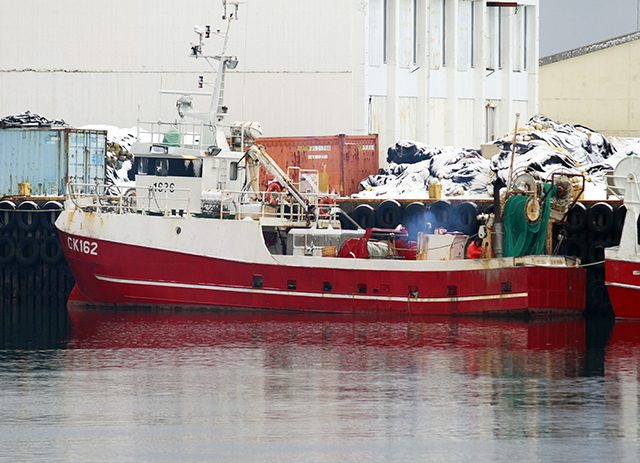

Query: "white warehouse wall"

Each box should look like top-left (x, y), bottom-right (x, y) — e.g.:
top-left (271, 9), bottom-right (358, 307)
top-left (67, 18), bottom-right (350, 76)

top-left (0, 0), bottom-right (538, 167)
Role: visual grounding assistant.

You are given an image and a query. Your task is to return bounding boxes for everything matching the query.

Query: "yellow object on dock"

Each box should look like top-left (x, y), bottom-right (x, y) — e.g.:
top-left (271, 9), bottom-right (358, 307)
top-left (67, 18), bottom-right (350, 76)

top-left (429, 183), bottom-right (441, 199)
top-left (18, 182), bottom-right (31, 196)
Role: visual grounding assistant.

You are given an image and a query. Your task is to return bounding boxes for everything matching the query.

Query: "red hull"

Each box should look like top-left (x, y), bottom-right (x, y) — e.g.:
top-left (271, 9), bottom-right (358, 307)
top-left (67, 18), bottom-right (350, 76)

top-left (605, 259), bottom-right (640, 319)
top-left (59, 230), bottom-right (586, 316)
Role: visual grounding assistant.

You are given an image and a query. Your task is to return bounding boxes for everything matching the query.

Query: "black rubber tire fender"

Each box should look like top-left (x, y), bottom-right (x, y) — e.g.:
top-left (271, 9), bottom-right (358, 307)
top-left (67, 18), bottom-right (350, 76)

top-left (350, 204), bottom-right (376, 229)
top-left (427, 200), bottom-right (453, 230)
top-left (337, 210), bottom-right (357, 230)
top-left (454, 202), bottom-right (479, 235)
top-left (588, 279), bottom-right (613, 316)
top-left (565, 202), bottom-right (587, 234)
top-left (561, 235), bottom-right (588, 263)
top-left (0, 236), bottom-right (16, 265)
top-left (587, 240), bottom-right (610, 266)
top-left (16, 237), bottom-right (40, 267)
top-left (587, 202), bottom-right (614, 236)
top-left (41, 200), bottom-right (63, 231)
top-left (375, 199), bottom-right (403, 229)
top-left (40, 236), bottom-right (63, 265)
top-left (16, 201), bottom-right (40, 232)
top-left (0, 200), bottom-right (17, 233)
top-left (402, 202), bottom-right (426, 238)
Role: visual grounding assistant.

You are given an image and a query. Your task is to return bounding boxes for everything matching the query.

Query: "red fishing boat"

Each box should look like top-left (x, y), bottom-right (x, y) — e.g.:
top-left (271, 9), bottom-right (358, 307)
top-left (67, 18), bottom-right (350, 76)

top-left (56, 4), bottom-right (585, 317)
top-left (605, 156), bottom-right (640, 318)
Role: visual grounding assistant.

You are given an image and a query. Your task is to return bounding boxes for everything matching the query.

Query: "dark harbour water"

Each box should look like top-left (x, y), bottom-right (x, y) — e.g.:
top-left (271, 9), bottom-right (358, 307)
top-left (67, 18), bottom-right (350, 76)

top-left (1, 306), bottom-right (640, 463)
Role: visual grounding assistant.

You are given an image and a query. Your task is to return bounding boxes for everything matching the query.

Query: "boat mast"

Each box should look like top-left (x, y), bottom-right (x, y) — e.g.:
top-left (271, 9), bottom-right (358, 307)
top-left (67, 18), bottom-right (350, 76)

top-left (190, 2), bottom-right (239, 129)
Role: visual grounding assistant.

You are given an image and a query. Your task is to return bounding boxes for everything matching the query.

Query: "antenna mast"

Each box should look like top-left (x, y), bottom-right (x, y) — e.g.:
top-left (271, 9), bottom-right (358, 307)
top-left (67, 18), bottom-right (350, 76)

top-left (190, 2), bottom-right (240, 124)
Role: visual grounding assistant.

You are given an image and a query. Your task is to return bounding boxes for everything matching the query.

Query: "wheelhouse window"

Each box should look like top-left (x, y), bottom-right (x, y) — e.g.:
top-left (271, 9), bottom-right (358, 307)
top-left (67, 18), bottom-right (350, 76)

top-left (138, 158), bottom-right (150, 175)
top-left (156, 159), bottom-right (169, 176)
top-left (230, 162), bottom-right (238, 181)
top-left (133, 157), bottom-right (203, 178)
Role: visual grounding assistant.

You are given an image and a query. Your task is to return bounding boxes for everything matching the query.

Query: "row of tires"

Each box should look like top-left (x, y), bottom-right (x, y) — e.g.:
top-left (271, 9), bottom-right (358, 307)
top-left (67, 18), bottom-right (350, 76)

top-left (340, 200), bottom-right (625, 241)
top-left (341, 200), bottom-right (482, 236)
top-left (565, 202), bottom-right (625, 236)
top-left (0, 236), bottom-right (64, 267)
top-left (559, 236), bottom-right (612, 266)
top-left (0, 200), bottom-right (63, 232)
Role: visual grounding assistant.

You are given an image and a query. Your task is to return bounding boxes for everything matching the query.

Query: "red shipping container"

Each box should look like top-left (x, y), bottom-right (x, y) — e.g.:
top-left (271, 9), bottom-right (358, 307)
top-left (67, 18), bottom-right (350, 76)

top-left (256, 134), bottom-right (379, 196)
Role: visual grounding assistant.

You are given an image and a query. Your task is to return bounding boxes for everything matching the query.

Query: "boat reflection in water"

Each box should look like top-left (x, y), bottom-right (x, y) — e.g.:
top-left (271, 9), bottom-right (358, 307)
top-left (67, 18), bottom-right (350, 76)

top-left (68, 309), bottom-right (588, 355)
top-left (6, 308), bottom-right (640, 461)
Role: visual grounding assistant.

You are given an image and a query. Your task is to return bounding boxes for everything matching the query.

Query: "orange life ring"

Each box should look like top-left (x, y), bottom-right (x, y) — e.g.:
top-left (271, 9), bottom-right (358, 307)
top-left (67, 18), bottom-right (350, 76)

top-left (266, 182), bottom-right (282, 206)
top-left (318, 196), bottom-right (335, 217)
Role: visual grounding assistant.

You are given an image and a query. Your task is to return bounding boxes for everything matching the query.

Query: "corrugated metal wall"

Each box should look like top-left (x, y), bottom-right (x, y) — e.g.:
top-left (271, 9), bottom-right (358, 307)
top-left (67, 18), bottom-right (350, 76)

top-left (0, 1), bottom-right (539, 166)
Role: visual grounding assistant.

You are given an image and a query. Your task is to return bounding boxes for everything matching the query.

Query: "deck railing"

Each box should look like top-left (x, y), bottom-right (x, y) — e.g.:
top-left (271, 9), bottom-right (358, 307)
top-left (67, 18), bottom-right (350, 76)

top-left (66, 182), bottom-right (340, 225)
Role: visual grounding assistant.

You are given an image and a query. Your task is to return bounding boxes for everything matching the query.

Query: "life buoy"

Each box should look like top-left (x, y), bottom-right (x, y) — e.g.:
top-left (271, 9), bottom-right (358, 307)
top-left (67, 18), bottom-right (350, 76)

top-left (40, 236), bottom-right (63, 265)
top-left (318, 196), bottom-right (335, 217)
top-left (16, 237), bottom-right (39, 267)
top-left (0, 236), bottom-right (16, 265)
top-left (266, 182), bottom-right (282, 206)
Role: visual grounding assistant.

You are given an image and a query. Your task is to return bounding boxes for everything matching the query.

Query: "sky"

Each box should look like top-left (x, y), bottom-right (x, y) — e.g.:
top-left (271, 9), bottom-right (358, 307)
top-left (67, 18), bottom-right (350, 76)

top-left (540, 0), bottom-right (639, 57)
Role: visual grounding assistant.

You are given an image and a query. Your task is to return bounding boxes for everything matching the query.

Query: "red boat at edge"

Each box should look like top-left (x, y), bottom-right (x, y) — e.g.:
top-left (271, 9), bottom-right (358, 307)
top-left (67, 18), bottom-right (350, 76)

top-left (605, 156), bottom-right (640, 318)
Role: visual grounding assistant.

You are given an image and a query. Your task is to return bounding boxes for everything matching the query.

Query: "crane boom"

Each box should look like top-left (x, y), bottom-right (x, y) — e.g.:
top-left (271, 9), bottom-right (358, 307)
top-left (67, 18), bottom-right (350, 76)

top-left (246, 145), bottom-right (310, 212)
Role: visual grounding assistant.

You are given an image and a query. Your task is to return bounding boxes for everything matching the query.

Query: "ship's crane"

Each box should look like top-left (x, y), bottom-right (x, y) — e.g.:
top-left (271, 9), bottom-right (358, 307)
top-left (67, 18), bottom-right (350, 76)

top-left (245, 145), bottom-right (310, 213)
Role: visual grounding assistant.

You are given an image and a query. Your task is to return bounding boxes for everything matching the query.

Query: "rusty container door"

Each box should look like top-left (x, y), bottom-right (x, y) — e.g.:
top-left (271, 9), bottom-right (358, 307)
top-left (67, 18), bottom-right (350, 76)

top-left (341, 135), bottom-right (378, 196)
top-left (66, 129), bottom-right (107, 188)
top-left (256, 134), bottom-right (378, 196)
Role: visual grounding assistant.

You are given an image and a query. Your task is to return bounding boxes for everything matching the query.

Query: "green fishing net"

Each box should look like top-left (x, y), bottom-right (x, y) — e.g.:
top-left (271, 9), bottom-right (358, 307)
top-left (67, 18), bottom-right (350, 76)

top-left (502, 184), bottom-right (556, 257)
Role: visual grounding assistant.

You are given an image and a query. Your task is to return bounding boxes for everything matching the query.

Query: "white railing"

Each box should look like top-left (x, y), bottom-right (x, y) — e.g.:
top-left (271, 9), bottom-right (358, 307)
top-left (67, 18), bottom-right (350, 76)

top-left (66, 183), bottom-right (192, 216)
top-left (136, 121), bottom-right (207, 150)
top-left (135, 120), bottom-right (259, 151)
top-left (66, 182), bottom-right (340, 224)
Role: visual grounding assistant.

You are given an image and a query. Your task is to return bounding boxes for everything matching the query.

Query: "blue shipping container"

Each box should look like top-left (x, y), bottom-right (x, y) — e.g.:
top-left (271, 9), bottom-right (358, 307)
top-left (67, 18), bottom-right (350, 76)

top-left (0, 128), bottom-right (106, 196)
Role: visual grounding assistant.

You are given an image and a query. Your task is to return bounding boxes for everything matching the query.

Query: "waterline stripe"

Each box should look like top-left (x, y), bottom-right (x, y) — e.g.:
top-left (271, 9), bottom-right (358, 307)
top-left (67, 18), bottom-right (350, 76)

top-left (95, 274), bottom-right (528, 304)
top-left (605, 281), bottom-right (640, 291)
